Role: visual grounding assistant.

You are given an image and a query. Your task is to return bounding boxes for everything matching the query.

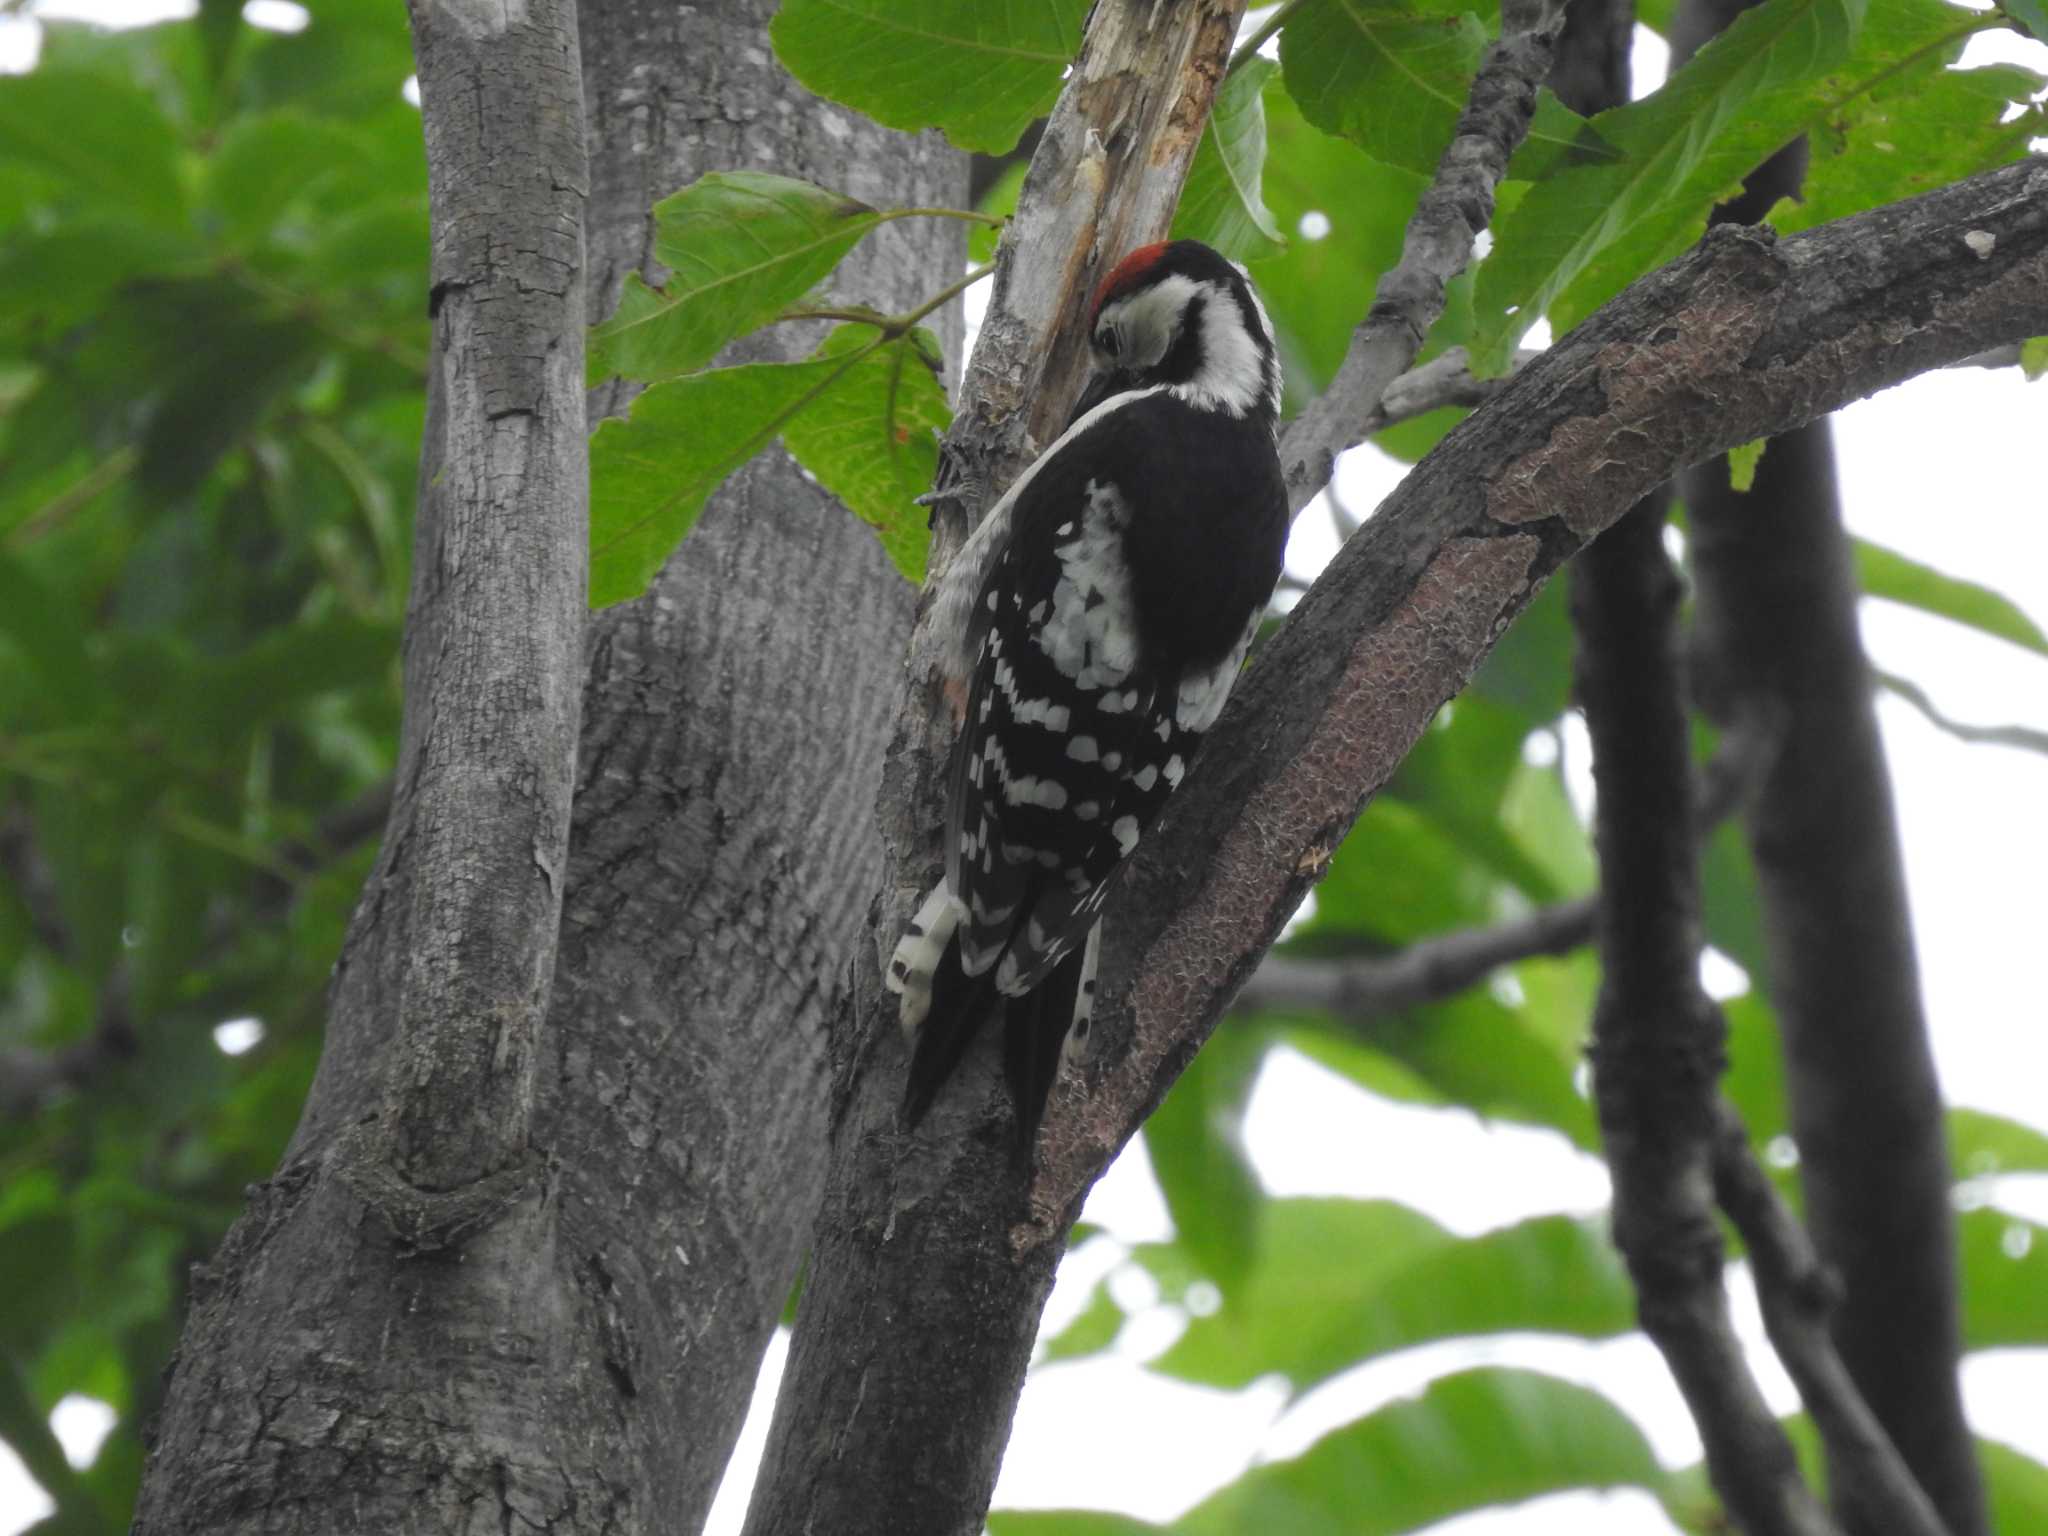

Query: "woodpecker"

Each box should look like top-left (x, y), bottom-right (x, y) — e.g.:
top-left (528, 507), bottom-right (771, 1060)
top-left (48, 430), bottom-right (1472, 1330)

top-left (887, 239), bottom-right (1288, 1147)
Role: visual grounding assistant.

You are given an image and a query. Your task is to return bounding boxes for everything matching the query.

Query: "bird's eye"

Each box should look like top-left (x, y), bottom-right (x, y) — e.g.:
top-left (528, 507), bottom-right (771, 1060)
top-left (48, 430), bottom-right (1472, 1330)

top-left (1097, 325), bottom-right (1120, 357)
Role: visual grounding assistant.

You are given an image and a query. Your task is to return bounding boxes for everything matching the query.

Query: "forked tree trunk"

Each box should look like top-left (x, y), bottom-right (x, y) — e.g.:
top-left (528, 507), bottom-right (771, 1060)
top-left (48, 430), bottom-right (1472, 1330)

top-left (132, 3), bottom-right (965, 1531)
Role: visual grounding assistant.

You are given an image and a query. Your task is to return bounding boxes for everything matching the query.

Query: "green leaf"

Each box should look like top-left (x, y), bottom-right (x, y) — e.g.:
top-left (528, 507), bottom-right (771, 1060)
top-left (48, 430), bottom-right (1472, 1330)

top-left (1152, 1204), bottom-right (1633, 1393)
top-left (1472, 0), bottom-right (1866, 372)
top-left (1177, 1368), bottom-right (1667, 1535)
top-left (588, 345), bottom-right (875, 605)
top-left (1774, 2), bottom-right (2039, 237)
top-left (1960, 1209), bottom-right (2048, 1348)
top-left (1985, 1439), bottom-right (2048, 1534)
top-left (588, 173), bottom-right (886, 384)
top-left (1504, 89), bottom-right (1626, 180)
top-left (1298, 796), bottom-right (1498, 944)
top-left (1173, 58), bottom-right (1285, 263)
top-left (1145, 1198), bottom-right (1448, 1389)
top-left (969, 160), bottom-right (1028, 267)
top-left (2022, 336), bottom-right (2048, 381)
top-left (1037, 1278), bottom-right (1126, 1365)
top-left (0, 222), bottom-right (203, 348)
top-left (769, 0), bottom-right (1084, 154)
top-left (1141, 1024), bottom-right (1267, 1291)
top-left (780, 325), bottom-right (951, 584)
top-left (1853, 537), bottom-right (2048, 657)
top-left (1286, 992), bottom-right (1599, 1148)
top-left (1248, 80), bottom-right (1426, 395)
top-left (0, 554), bottom-right (105, 721)
top-left (1721, 992), bottom-right (1790, 1148)
top-left (0, 71), bottom-right (185, 224)
top-left (1280, 0), bottom-right (1489, 175)
top-left (1951, 1108), bottom-right (2048, 1180)
top-left (1726, 438), bottom-right (1767, 491)
top-left (202, 111), bottom-right (374, 243)
top-left (1471, 578), bottom-right (1573, 722)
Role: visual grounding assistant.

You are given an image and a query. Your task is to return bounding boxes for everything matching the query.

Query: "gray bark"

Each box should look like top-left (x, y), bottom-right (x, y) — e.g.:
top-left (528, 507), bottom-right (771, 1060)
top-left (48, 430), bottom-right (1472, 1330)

top-left (134, 4), bottom-right (965, 1533)
top-left (136, 0), bottom-right (598, 1527)
top-left (744, 7), bottom-right (1250, 1534)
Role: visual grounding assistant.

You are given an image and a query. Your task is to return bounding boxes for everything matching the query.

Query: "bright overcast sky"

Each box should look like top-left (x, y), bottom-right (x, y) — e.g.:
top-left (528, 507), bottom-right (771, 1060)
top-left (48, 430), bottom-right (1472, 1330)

top-left (3, 5), bottom-right (2045, 1535)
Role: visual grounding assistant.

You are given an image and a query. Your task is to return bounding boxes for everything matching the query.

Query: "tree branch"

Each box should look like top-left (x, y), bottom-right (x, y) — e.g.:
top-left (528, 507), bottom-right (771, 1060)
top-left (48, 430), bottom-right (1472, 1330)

top-left (1032, 157), bottom-right (2048, 1234)
top-left (1711, 1103), bottom-right (1955, 1536)
top-left (1574, 482), bottom-right (1831, 1534)
top-left (1228, 723), bottom-right (1772, 1026)
top-left (1276, 0), bottom-right (1568, 513)
top-left (133, 1), bottom-right (598, 1527)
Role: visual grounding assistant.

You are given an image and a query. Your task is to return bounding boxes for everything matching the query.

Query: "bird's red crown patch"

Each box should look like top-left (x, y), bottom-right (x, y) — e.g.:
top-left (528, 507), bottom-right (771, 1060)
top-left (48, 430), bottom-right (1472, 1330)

top-left (1090, 243), bottom-right (1170, 323)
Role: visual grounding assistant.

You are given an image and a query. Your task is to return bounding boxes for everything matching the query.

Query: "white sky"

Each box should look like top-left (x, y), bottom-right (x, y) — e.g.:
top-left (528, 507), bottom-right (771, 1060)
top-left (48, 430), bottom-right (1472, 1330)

top-left (4, 6), bottom-right (2046, 1536)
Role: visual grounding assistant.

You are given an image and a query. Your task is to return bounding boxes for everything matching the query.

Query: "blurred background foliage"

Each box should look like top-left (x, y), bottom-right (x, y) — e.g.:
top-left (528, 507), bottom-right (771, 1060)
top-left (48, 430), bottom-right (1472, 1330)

top-left (3, 0), bottom-right (2048, 1532)
top-left (0, 0), bottom-right (416, 1523)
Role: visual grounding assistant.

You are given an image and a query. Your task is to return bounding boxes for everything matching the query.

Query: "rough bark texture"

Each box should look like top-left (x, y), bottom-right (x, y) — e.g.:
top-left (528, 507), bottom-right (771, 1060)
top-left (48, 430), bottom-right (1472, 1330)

top-left (555, 3), bottom-right (963, 1525)
top-left (1687, 421), bottom-right (1981, 1536)
top-left (135, 0), bottom-right (597, 1528)
top-left (134, 5), bottom-right (966, 1534)
top-left (746, 9), bottom-right (1248, 1535)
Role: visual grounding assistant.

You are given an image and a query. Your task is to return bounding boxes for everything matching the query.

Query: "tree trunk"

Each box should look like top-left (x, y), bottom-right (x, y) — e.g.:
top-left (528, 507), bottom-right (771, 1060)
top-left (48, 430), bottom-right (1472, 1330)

top-left (133, 4), bottom-right (965, 1532)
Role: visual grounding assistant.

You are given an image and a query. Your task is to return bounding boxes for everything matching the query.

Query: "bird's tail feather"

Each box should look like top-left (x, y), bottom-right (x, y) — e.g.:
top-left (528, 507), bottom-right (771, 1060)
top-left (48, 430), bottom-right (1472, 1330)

top-left (1003, 947), bottom-right (1085, 1157)
top-left (902, 935), bottom-right (1002, 1128)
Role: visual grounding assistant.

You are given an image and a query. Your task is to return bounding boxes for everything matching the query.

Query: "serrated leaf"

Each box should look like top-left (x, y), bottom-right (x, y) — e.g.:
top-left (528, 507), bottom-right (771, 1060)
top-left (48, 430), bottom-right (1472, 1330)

top-left (1178, 1368), bottom-right (1667, 1535)
top-left (1152, 1204), bottom-right (1633, 1393)
top-left (780, 325), bottom-right (950, 584)
top-left (0, 70), bottom-right (184, 224)
top-left (588, 173), bottom-right (885, 383)
top-left (588, 348), bottom-right (863, 606)
top-left (1281, 0), bottom-right (1489, 175)
top-left (1142, 1024), bottom-right (1267, 1291)
top-left (770, 0), bottom-right (1084, 154)
top-left (1173, 58), bottom-right (1285, 262)
top-left (1472, 0), bottom-right (1866, 372)
top-left (1853, 537), bottom-right (2048, 656)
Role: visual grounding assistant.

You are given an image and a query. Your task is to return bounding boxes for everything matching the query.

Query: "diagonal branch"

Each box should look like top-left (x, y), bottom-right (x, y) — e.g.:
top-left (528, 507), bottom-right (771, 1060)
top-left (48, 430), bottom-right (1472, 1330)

top-left (1029, 157), bottom-right (2048, 1234)
top-left (1229, 725), bottom-right (1772, 1025)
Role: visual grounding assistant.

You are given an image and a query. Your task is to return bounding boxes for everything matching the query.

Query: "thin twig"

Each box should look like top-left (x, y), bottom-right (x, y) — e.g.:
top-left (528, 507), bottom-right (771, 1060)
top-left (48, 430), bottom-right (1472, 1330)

top-left (1875, 668), bottom-right (2048, 755)
top-left (1710, 1102), bottom-right (1956, 1536)
top-left (1232, 722), bottom-right (1772, 1024)
top-left (1276, 0), bottom-right (1568, 513)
